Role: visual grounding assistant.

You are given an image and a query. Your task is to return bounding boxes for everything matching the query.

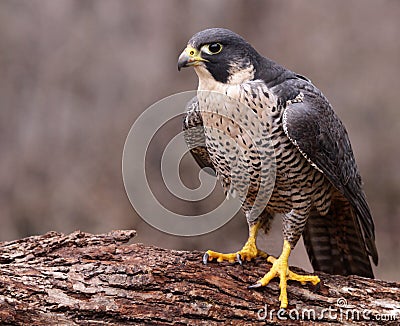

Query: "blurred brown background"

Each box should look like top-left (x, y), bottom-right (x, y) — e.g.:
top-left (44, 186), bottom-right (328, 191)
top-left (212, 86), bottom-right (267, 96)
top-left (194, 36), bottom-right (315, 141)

top-left (0, 0), bottom-right (399, 281)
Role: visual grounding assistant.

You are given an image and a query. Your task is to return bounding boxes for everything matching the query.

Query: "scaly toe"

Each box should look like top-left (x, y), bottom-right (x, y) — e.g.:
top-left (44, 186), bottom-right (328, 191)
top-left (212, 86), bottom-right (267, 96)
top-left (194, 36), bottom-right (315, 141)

top-left (203, 246), bottom-right (268, 265)
top-left (287, 270), bottom-right (320, 286)
top-left (203, 250), bottom-right (237, 263)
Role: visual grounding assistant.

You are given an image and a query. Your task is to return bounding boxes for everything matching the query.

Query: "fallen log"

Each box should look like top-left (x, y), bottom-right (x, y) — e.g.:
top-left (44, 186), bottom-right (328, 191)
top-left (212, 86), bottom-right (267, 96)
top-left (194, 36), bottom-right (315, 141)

top-left (0, 230), bottom-right (398, 325)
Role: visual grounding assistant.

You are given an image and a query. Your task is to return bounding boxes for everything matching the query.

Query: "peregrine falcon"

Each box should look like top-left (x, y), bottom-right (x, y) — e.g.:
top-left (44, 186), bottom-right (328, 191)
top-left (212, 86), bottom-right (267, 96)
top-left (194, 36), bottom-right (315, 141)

top-left (178, 28), bottom-right (378, 308)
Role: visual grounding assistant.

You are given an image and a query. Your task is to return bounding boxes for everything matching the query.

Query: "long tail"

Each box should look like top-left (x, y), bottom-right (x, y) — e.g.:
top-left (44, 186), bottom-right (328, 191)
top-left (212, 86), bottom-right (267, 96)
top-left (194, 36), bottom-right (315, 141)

top-left (303, 195), bottom-right (374, 278)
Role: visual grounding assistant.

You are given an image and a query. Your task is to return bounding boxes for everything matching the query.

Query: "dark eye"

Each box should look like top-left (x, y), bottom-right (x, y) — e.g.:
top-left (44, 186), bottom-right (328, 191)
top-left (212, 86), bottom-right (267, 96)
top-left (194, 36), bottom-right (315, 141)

top-left (209, 43), bottom-right (222, 53)
top-left (203, 43), bottom-right (223, 55)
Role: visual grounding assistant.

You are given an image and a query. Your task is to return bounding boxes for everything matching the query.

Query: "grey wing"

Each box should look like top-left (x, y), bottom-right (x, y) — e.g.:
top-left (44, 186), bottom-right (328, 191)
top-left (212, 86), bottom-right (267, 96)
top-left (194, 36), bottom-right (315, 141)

top-left (281, 81), bottom-right (378, 269)
top-left (183, 96), bottom-right (216, 176)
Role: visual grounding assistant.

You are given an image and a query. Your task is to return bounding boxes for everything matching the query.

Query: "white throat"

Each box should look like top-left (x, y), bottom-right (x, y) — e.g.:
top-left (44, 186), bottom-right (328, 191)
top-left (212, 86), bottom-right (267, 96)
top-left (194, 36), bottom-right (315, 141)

top-left (194, 63), bottom-right (255, 93)
top-left (194, 66), bottom-right (223, 91)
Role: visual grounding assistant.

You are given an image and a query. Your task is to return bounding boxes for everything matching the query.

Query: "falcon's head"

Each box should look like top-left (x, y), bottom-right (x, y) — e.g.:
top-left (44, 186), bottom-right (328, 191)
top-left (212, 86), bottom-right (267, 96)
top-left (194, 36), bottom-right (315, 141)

top-left (178, 28), bottom-right (261, 85)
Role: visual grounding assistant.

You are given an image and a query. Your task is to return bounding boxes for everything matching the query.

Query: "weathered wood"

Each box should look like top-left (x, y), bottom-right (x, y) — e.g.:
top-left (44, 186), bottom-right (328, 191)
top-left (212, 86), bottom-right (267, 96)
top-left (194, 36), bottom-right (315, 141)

top-left (0, 230), bottom-right (399, 325)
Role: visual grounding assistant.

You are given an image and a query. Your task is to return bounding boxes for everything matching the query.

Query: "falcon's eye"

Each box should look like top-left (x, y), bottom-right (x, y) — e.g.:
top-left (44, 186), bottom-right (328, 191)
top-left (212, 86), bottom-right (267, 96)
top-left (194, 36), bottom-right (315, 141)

top-left (202, 43), bottom-right (223, 55)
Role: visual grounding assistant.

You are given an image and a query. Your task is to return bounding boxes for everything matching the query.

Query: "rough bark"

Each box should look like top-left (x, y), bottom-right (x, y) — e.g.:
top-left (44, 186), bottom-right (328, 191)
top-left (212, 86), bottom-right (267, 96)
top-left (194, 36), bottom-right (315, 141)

top-left (0, 230), bottom-right (398, 325)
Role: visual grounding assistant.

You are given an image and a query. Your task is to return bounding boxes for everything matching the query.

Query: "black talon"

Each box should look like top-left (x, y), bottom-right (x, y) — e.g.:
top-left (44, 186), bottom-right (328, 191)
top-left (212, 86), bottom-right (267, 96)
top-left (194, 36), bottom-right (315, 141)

top-left (236, 253), bottom-right (243, 265)
top-left (203, 252), bottom-right (209, 265)
top-left (313, 281), bottom-right (321, 292)
top-left (248, 282), bottom-right (262, 289)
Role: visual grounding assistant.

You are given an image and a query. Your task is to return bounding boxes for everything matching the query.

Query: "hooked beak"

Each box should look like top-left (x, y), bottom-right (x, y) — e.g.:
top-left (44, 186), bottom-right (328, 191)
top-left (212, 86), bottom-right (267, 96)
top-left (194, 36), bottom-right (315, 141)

top-left (177, 45), bottom-right (208, 71)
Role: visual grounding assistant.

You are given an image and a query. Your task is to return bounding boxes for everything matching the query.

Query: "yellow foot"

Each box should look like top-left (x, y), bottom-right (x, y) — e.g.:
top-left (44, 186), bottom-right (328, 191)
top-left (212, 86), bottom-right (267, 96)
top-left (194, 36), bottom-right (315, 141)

top-left (203, 221), bottom-right (268, 265)
top-left (249, 241), bottom-right (320, 308)
top-left (203, 247), bottom-right (268, 265)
